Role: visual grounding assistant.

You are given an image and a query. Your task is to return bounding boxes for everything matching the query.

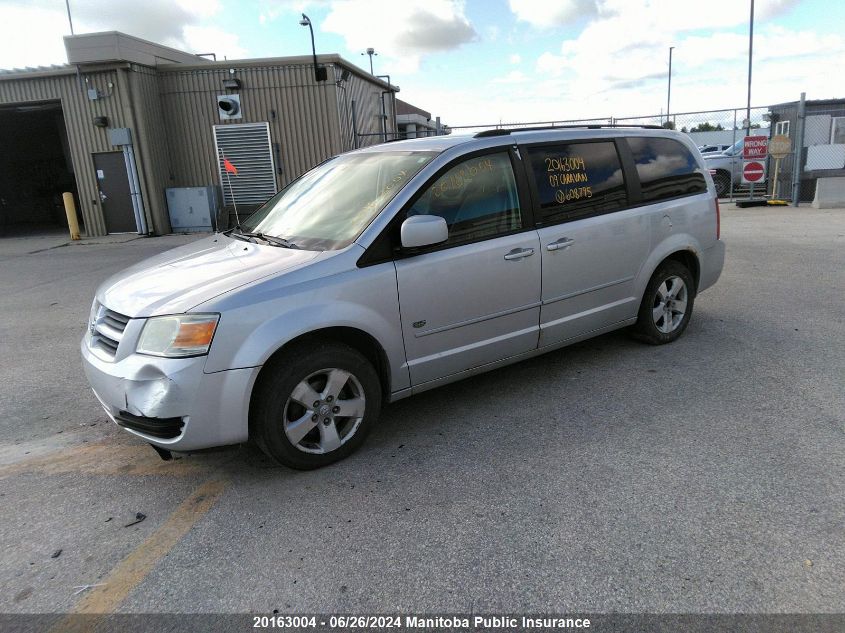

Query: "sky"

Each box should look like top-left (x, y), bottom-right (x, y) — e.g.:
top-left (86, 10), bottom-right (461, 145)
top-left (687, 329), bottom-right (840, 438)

top-left (0, 0), bottom-right (843, 126)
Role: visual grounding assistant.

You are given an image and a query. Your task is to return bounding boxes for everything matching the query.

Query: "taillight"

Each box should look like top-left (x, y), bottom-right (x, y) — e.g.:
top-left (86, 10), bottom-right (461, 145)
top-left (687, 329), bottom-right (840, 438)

top-left (715, 197), bottom-right (721, 240)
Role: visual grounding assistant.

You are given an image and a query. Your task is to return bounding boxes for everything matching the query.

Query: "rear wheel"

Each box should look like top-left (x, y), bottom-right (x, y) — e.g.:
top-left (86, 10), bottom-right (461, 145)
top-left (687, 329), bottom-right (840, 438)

top-left (632, 260), bottom-right (695, 345)
top-left (250, 342), bottom-right (382, 469)
top-left (713, 171), bottom-right (731, 197)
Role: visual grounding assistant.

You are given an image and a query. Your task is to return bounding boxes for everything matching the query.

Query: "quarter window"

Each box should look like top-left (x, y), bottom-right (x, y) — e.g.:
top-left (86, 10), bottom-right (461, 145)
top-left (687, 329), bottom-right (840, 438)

top-left (627, 137), bottom-right (707, 203)
top-left (527, 141), bottom-right (627, 225)
top-left (407, 152), bottom-right (521, 246)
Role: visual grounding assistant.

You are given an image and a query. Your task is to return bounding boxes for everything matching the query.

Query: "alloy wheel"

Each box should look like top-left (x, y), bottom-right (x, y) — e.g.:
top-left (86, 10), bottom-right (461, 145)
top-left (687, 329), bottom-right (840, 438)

top-left (652, 275), bottom-right (688, 334)
top-left (283, 368), bottom-right (366, 454)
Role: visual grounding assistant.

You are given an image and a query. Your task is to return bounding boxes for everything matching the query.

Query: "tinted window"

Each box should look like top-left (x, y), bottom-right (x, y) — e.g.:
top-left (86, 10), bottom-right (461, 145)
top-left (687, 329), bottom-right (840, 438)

top-left (628, 137), bottom-right (707, 203)
top-left (528, 141), bottom-right (627, 224)
top-left (408, 152), bottom-right (521, 246)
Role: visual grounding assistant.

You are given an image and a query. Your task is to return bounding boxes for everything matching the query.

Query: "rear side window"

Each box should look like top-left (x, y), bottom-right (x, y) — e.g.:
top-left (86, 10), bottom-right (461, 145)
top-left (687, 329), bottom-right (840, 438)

top-left (627, 137), bottom-right (707, 203)
top-left (527, 141), bottom-right (627, 225)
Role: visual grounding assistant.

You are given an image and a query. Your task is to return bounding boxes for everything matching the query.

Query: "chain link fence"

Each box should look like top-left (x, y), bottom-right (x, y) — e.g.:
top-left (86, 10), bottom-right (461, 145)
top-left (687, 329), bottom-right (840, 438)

top-left (373, 95), bottom-right (844, 205)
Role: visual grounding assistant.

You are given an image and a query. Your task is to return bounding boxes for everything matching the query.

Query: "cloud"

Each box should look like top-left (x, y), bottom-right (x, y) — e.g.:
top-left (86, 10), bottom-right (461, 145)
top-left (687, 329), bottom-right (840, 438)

top-left (398, 8), bottom-right (476, 52)
top-left (492, 70), bottom-right (530, 84)
top-left (509, 53), bottom-right (521, 64)
top-left (508, 0), bottom-right (599, 27)
top-left (0, 0), bottom-right (241, 69)
top-left (519, 0), bottom-right (843, 119)
top-left (321, 0), bottom-right (477, 72)
top-left (182, 26), bottom-right (248, 60)
top-left (0, 4), bottom-right (68, 69)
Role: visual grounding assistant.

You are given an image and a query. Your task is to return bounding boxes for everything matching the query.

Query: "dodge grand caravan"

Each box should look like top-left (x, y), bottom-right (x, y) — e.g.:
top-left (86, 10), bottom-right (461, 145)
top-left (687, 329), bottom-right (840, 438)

top-left (81, 126), bottom-right (725, 469)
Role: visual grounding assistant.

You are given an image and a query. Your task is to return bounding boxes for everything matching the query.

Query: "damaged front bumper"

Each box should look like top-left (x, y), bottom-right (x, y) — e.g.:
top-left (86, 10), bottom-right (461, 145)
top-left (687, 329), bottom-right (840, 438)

top-left (80, 333), bottom-right (256, 451)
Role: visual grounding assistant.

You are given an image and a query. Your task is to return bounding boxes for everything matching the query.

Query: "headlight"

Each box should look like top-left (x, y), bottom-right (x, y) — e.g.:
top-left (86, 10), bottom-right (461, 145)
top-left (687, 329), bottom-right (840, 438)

top-left (136, 314), bottom-right (219, 357)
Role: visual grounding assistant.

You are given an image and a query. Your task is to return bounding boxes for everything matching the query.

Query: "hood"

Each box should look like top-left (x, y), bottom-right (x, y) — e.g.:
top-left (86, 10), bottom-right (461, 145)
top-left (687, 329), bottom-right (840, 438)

top-left (97, 234), bottom-right (321, 317)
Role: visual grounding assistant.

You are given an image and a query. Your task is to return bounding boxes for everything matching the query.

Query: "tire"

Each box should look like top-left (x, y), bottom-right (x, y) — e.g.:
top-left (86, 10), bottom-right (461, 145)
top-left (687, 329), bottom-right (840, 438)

top-left (632, 260), bottom-right (696, 345)
top-left (713, 171), bottom-right (731, 197)
top-left (250, 341), bottom-right (382, 469)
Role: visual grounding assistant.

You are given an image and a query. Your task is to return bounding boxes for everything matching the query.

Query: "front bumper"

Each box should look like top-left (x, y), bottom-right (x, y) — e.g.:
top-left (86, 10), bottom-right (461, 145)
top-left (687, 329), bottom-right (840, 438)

top-left (81, 334), bottom-right (257, 451)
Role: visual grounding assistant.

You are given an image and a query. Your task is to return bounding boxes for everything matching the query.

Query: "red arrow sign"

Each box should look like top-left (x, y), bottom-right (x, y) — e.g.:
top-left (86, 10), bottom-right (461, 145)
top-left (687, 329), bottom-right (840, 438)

top-left (742, 160), bottom-right (765, 183)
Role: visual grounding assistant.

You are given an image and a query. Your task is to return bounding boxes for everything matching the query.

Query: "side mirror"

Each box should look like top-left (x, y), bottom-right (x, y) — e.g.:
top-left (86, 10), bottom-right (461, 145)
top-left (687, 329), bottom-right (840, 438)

top-left (400, 215), bottom-right (448, 249)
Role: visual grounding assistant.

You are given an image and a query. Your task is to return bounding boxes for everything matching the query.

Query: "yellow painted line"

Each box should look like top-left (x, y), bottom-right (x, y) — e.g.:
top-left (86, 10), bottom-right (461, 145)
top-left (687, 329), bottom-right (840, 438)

top-left (0, 440), bottom-right (215, 478)
top-left (53, 478), bottom-right (227, 629)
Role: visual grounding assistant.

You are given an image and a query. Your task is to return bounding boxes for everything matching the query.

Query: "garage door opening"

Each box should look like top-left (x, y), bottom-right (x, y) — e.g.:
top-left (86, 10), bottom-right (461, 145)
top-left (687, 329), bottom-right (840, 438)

top-left (0, 101), bottom-right (80, 237)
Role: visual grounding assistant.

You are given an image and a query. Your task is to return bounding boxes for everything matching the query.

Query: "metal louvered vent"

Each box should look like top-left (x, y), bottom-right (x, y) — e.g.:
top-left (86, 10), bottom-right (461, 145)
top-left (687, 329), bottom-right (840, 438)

top-left (213, 123), bottom-right (277, 206)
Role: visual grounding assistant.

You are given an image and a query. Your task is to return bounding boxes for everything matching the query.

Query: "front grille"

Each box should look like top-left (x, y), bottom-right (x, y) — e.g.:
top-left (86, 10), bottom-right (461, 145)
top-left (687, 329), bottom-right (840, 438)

top-left (90, 305), bottom-right (131, 359)
top-left (102, 309), bottom-right (129, 332)
top-left (116, 411), bottom-right (185, 439)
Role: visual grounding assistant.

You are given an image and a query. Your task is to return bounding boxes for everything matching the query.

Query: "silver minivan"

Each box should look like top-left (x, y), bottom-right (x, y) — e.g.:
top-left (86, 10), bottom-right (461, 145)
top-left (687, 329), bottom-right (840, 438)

top-left (81, 126), bottom-right (725, 469)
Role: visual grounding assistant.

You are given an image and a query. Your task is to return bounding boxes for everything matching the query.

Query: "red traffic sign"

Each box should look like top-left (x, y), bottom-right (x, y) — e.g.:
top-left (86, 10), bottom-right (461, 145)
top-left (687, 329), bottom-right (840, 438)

top-left (742, 160), bottom-right (766, 184)
top-left (743, 135), bottom-right (768, 159)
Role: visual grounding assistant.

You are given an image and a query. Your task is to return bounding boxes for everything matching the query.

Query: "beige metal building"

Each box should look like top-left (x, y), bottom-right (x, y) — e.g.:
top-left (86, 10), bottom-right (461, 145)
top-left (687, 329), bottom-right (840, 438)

top-left (0, 32), bottom-right (398, 236)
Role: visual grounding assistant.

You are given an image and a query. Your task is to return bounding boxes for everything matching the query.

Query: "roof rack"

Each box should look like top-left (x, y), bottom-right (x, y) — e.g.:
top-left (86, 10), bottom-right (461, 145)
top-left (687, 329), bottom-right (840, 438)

top-left (473, 124), bottom-right (666, 138)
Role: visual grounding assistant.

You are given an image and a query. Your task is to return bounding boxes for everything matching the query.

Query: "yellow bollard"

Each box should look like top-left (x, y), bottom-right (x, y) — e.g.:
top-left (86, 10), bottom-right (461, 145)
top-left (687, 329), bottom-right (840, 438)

top-left (62, 192), bottom-right (81, 240)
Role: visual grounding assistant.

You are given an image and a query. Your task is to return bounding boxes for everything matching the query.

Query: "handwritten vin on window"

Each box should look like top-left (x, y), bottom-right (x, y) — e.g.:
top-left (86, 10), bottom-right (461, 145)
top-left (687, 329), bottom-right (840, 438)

top-left (545, 155), bottom-right (592, 204)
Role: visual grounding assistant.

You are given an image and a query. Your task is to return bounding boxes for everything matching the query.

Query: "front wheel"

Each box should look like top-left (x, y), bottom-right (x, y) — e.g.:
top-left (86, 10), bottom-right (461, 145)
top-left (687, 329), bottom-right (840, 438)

top-left (713, 171), bottom-right (731, 197)
top-left (250, 342), bottom-right (382, 469)
top-left (632, 261), bottom-right (695, 345)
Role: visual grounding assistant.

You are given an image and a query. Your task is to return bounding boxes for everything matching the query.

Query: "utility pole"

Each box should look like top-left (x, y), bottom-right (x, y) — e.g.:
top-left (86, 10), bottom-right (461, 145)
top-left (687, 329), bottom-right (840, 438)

top-left (65, 0), bottom-right (74, 34)
top-left (746, 0), bottom-right (754, 137)
top-left (666, 46), bottom-right (674, 127)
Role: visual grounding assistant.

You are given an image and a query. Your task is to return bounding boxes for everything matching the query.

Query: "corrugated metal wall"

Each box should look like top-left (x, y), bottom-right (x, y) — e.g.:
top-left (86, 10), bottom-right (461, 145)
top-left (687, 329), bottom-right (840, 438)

top-left (159, 63), bottom-right (347, 193)
top-left (338, 66), bottom-right (398, 148)
top-left (0, 68), bottom-right (133, 236)
top-left (127, 65), bottom-right (173, 234)
top-left (0, 58), bottom-right (399, 236)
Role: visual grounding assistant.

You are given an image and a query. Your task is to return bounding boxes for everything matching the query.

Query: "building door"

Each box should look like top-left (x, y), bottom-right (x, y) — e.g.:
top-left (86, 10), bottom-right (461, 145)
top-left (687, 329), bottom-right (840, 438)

top-left (93, 152), bottom-right (136, 233)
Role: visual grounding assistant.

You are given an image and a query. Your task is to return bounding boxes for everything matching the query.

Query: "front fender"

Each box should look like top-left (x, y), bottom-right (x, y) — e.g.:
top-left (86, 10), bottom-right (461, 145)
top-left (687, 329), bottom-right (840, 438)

top-left (200, 259), bottom-right (410, 393)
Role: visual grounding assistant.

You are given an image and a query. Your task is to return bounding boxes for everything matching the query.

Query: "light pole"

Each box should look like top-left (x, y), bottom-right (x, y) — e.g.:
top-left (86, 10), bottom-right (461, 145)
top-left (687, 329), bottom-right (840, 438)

top-left (666, 46), bottom-right (674, 127)
top-left (299, 13), bottom-right (326, 82)
top-left (362, 48), bottom-right (377, 75)
top-left (65, 0), bottom-right (74, 34)
top-left (746, 0), bottom-right (754, 137)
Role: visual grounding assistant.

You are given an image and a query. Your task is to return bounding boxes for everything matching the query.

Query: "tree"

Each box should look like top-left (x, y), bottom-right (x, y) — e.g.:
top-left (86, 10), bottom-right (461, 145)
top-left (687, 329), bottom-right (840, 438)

top-left (690, 122), bottom-right (725, 132)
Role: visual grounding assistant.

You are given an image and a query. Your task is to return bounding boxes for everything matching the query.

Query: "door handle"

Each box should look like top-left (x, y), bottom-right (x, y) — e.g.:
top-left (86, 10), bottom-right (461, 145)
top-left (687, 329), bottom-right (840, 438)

top-left (503, 247), bottom-right (535, 261)
top-left (546, 237), bottom-right (574, 251)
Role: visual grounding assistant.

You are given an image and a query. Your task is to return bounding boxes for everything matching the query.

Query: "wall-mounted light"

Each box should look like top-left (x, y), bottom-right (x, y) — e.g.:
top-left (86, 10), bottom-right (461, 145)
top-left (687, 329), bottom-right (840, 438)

top-left (222, 78), bottom-right (241, 90)
top-left (93, 116), bottom-right (108, 128)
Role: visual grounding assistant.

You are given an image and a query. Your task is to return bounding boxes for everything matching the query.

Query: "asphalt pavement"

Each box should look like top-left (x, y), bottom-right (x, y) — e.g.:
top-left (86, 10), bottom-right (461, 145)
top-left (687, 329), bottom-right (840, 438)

top-left (0, 206), bottom-right (842, 617)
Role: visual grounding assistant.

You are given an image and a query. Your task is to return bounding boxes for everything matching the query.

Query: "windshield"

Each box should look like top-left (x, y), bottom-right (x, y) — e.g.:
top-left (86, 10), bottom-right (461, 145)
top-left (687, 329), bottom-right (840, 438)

top-left (241, 151), bottom-right (435, 250)
top-left (724, 139), bottom-right (744, 156)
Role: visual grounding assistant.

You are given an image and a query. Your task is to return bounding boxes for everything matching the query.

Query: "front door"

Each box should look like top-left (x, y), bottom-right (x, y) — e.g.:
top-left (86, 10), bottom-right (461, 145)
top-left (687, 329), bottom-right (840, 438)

top-left (93, 152), bottom-right (136, 233)
top-left (394, 150), bottom-right (541, 386)
top-left (522, 139), bottom-right (650, 346)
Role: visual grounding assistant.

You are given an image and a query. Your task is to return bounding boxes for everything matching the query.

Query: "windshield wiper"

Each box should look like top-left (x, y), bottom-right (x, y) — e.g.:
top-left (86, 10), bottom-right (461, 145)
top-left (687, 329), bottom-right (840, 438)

top-left (229, 228), bottom-right (299, 249)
